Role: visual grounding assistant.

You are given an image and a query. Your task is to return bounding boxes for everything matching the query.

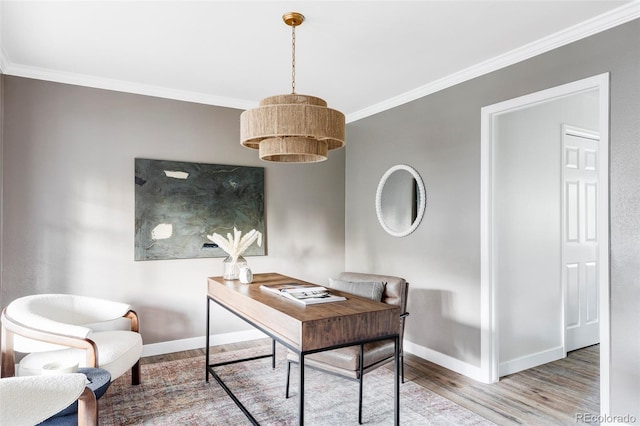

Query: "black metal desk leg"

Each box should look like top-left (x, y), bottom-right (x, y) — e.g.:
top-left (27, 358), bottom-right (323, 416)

top-left (299, 354), bottom-right (305, 425)
top-left (206, 297), bottom-right (211, 382)
top-left (394, 336), bottom-right (400, 426)
top-left (272, 339), bottom-right (276, 369)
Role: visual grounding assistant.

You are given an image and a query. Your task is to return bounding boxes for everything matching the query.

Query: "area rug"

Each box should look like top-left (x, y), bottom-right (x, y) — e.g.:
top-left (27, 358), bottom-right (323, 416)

top-left (100, 345), bottom-right (494, 425)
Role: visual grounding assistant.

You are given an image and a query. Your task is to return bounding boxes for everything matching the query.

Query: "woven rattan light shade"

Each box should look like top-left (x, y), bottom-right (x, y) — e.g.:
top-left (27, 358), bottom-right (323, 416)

top-left (240, 94), bottom-right (345, 163)
top-left (239, 12), bottom-right (345, 163)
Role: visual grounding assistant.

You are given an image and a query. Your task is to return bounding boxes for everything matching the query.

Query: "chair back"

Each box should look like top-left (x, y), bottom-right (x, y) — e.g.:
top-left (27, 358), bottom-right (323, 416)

top-left (6, 294), bottom-right (131, 328)
top-left (7, 295), bottom-right (91, 330)
top-left (337, 272), bottom-right (409, 342)
top-left (2, 294), bottom-right (134, 355)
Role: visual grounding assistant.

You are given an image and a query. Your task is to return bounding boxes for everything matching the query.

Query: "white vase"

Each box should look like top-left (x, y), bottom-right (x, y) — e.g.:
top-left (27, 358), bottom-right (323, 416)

top-left (222, 255), bottom-right (247, 280)
top-left (239, 267), bottom-right (253, 284)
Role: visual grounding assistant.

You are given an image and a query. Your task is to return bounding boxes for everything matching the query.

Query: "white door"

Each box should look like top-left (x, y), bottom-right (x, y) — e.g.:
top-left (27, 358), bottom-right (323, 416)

top-left (562, 125), bottom-right (600, 352)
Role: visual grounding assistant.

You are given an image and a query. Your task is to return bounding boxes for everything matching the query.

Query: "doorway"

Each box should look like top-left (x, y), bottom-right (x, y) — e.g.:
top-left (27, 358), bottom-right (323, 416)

top-left (480, 74), bottom-right (610, 413)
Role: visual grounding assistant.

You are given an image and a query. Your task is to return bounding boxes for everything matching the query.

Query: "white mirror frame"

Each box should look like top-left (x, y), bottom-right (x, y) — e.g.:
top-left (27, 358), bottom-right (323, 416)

top-left (375, 164), bottom-right (426, 237)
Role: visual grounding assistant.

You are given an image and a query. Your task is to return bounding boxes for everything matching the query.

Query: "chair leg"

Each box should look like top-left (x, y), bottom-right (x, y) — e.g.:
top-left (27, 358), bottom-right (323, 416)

top-left (358, 374), bottom-right (364, 425)
top-left (0, 325), bottom-right (16, 378)
top-left (131, 360), bottom-right (141, 385)
top-left (358, 344), bottom-right (364, 425)
top-left (401, 353), bottom-right (405, 384)
top-left (285, 360), bottom-right (292, 398)
top-left (77, 386), bottom-right (98, 426)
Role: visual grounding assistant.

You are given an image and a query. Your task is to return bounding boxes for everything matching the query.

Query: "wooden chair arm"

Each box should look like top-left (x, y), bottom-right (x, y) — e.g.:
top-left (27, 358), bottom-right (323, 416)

top-left (123, 310), bottom-right (139, 333)
top-left (3, 314), bottom-right (98, 352)
top-left (1, 310), bottom-right (99, 377)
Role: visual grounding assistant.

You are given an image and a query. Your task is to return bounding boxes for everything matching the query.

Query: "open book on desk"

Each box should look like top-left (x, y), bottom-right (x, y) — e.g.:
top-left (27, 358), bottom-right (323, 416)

top-left (259, 282), bottom-right (347, 305)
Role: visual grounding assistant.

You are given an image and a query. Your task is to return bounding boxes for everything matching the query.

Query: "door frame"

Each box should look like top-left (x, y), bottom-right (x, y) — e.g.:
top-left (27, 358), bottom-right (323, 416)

top-left (479, 73), bottom-right (610, 412)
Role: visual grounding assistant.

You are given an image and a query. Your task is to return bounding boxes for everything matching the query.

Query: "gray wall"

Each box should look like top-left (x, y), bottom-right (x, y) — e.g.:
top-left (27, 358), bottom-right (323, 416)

top-left (0, 76), bottom-right (346, 344)
top-left (346, 19), bottom-right (639, 417)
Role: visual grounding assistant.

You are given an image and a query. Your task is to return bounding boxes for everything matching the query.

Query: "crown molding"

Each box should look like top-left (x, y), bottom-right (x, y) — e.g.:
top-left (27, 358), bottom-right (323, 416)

top-left (1, 62), bottom-right (257, 111)
top-left (346, 2), bottom-right (640, 123)
top-left (0, 2), bottom-right (637, 118)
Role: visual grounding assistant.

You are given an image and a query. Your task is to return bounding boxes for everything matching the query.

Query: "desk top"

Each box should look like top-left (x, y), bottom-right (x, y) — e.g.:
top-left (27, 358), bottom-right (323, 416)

top-left (207, 273), bottom-right (400, 352)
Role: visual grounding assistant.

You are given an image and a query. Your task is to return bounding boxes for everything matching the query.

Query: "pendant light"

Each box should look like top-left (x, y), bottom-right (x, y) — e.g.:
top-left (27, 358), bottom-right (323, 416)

top-left (240, 12), bottom-right (345, 163)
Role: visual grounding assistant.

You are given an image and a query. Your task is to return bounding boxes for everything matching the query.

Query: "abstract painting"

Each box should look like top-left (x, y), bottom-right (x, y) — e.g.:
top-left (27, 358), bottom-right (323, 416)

top-left (135, 158), bottom-right (265, 261)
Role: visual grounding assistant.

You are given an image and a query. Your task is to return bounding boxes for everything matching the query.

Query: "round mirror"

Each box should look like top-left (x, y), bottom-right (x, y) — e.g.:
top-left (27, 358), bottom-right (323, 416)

top-left (375, 164), bottom-right (426, 237)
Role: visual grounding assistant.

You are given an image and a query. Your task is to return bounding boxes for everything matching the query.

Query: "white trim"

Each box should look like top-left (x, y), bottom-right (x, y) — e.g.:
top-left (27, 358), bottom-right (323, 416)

top-left (481, 74), bottom-right (609, 117)
top-left (1, 62), bottom-right (257, 111)
top-left (480, 105), bottom-right (498, 383)
top-left (480, 73), bottom-right (610, 412)
top-left (346, 2), bottom-right (638, 123)
top-left (404, 340), bottom-right (489, 384)
top-left (499, 346), bottom-right (565, 377)
top-left (141, 329), bottom-right (267, 358)
top-left (564, 126), bottom-right (600, 141)
top-left (597, 77), bottom-right (611, 415)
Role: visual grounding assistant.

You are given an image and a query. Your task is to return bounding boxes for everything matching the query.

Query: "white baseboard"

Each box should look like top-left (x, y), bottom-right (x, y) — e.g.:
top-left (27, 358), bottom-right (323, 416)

top-left (498, 346), bottom-right (564, 377)
top-left (403, 340), bottom-right (489, 383)
top-left (141, 329), bottom-right (268, 357)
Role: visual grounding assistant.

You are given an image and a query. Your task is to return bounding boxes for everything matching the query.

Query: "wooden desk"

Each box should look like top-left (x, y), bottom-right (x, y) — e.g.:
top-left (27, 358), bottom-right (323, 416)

top-left (206, 272), bottom-right (401, 425)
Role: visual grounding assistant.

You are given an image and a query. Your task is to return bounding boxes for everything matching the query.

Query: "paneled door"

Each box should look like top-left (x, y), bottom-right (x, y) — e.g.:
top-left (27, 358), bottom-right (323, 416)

top-left (562, 125), bottom-right (600, 352)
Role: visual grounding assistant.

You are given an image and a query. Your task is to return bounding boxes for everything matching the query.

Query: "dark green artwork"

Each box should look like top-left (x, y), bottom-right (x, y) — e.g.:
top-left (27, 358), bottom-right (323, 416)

top-left (135, 158), bottom-right (265, 261)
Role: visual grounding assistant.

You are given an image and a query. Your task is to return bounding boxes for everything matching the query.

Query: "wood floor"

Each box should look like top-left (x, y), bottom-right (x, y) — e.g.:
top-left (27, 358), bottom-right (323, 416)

top-left (141, 340), bottom-right (599, 425)
top-left (404, 345), bottom-right (599, 425)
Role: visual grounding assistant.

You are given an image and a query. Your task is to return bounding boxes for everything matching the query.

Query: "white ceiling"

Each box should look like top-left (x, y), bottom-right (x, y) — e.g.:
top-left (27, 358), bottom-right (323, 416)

top-left (1, 1), bottom-right (638, 122)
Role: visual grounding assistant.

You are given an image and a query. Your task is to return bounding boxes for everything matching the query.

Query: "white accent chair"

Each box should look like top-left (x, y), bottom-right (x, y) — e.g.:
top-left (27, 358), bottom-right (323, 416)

top-left (1, 294), bottom-right (142, 385)
top-left (0, 373), bottom-right (97, 426)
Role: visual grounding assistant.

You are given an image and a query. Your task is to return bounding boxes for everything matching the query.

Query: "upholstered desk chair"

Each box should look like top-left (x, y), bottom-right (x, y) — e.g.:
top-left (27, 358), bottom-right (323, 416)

top-left (285, 272), bottom-right (409, 424)
top-left (1, 294), bottom-right (142, 385)
top-left (0, 373), bottom-right (97, 426)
